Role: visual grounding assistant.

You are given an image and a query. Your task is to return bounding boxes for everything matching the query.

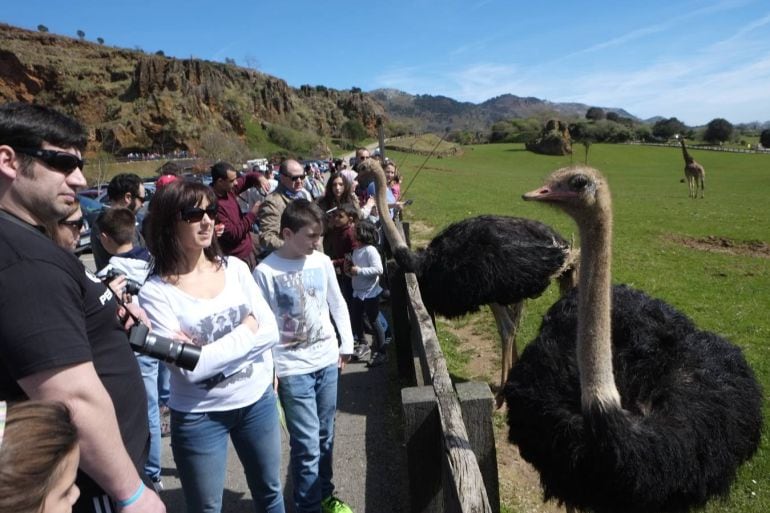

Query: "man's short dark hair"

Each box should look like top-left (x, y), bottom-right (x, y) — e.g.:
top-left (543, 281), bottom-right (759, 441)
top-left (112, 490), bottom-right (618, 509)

top-left (0, 103), bottom-right (87, 152)
top-left (97, 207), bottom-right (136, 246)
top-left (107, 173), bottom-right (142, 202)
top-left (277, 160), bottom-right (291, 176)
top-left (210, 161), bottom-right (235, 183)
top-left (0, 103), bottom-right (87, 175)
top-left (280, 198), bottom-right (324, 234)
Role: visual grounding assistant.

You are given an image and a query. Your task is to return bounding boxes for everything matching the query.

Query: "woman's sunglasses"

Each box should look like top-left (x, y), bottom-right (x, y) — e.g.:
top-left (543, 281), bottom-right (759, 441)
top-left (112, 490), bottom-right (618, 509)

top-left (13, 147), bottom-right (85, 174)
top-left (179, 205), bottom-right (217, 223)
top-left (59, 218), bottom-right (84, 229)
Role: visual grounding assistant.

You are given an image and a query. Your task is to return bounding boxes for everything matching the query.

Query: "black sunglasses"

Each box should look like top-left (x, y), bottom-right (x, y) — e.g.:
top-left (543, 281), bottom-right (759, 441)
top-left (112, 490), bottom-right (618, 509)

top-left (282, 173), bottom-right (304, 182)
top-left (13, 147), bottom-right (84, 174)
top-left (59, 218), bottom-right (84, 229)
top-left (179, 205), bottom-right (217, 223)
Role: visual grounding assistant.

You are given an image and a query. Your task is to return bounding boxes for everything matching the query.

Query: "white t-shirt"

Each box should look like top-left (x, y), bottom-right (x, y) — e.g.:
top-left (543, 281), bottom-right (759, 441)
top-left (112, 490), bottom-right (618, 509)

top-left (138, 257), bottom-right (278, 413)
top-left (351, 244), bottom-right (383, 300)
top-left (254, 250), bottom-right (354, 377)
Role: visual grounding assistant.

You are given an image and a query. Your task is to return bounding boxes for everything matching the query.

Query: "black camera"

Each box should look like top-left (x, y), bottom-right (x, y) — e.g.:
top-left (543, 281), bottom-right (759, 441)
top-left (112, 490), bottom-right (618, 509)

top-left (104, 269), bottom-right (143, 296)
top-left (128, 323), bottom-right (201, 371)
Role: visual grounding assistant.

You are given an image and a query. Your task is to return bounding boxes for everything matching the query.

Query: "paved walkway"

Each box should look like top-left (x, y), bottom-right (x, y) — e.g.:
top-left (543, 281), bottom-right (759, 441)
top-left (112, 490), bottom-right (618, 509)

top-left (156, 357), bottom-right (409, 513)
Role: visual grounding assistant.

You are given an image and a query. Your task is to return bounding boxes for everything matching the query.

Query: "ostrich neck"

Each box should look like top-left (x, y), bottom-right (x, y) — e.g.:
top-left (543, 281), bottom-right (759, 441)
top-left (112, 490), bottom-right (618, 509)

top-left (371, 167), bottom-right (408, 251)
top-left (576, 210), bottom-right (621, 411)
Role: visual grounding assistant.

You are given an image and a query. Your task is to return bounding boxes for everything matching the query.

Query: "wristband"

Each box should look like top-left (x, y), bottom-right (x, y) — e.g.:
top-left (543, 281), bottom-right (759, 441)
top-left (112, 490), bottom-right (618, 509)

top-left (116, 482), bottom-right (145, 508)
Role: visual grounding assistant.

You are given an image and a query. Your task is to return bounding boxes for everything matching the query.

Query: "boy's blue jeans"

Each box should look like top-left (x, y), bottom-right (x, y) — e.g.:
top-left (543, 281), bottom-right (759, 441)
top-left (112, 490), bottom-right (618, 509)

top-left (278, 363), bottom-right (339, 513)
top-left (170, 385), bottom-right (284, 513)
top-left (136, 355), bottom-right (161, 481)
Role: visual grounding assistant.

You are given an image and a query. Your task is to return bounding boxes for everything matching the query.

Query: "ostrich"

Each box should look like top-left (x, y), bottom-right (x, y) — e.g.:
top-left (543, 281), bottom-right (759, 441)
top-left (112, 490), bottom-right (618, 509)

top-left (678, 136), bottom-right (705, 198)
top-left (504, 166), bottom-right (762, 513)
top-left (355, 158), bottom-right (578, 404)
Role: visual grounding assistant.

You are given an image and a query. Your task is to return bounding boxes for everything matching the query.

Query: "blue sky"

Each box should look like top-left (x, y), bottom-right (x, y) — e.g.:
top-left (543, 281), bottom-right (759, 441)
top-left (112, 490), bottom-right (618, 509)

top-left (4, 0), bottom-right (770, 125)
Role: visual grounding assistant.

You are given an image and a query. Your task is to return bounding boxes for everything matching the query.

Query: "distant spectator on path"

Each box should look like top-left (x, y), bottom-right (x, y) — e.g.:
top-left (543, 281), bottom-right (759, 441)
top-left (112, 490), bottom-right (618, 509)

top-left (210, 161), bottom-right (269, 270)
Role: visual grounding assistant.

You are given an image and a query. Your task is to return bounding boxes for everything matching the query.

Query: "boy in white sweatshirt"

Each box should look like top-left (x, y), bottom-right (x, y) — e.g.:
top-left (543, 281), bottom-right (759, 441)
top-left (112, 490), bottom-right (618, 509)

top-left (254, 199), bottom-right (355, 513)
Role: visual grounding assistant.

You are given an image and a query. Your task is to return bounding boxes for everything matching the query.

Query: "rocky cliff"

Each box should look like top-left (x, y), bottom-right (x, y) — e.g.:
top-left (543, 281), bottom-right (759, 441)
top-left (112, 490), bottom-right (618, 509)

top-left (0, 23), bottom-right (385, 155)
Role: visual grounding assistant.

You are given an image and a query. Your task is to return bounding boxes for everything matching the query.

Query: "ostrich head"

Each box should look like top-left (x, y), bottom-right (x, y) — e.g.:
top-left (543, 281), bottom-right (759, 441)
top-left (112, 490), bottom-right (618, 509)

top-left (524, 165), bottom-right (619, 411)
top-left (522, 165), bottom-right (610, 225)
top-left (353, 157), bottom-right (382, 186)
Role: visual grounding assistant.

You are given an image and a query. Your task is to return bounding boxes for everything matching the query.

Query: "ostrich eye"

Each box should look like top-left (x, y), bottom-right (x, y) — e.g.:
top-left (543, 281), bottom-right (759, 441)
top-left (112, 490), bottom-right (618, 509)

top-left (569, 174), bottom-right (589, 190)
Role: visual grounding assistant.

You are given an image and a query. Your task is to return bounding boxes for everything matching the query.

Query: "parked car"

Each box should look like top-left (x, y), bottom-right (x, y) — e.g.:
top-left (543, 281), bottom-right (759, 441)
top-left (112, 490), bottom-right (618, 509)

top-left (76, 193), bottom-right (108, 254)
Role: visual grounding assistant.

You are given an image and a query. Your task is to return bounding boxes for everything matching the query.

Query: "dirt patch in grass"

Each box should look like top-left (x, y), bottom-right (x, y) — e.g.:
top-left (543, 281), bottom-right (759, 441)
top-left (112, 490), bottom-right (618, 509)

top-left (453, 319), bottom-right (563, 513)
top-left (668, 235), bottom-right (770, 259)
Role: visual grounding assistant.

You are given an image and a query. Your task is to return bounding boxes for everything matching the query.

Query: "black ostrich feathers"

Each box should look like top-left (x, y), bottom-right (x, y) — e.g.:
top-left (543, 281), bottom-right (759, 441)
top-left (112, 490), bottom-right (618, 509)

top-left (393, 215), bottom-right (570, 318)
top-left (504, 285), bottom-right (762, 513)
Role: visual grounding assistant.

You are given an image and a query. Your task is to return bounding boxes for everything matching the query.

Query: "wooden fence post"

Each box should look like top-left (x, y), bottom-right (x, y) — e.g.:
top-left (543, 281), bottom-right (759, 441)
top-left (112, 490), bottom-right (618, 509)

top-left (402, 386), bottom-right (443, 513)
top-left (456, 382), bottom-right (500, 513)
top-left (390, 265), bottom-right (417, 386)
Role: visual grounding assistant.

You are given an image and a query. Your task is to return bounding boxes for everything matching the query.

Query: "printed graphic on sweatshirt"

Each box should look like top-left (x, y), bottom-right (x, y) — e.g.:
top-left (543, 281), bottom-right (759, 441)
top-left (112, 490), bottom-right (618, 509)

top-left (186, 303), bottom-right (257, 390)
top-left (272, 268), bottom-right (325, 350)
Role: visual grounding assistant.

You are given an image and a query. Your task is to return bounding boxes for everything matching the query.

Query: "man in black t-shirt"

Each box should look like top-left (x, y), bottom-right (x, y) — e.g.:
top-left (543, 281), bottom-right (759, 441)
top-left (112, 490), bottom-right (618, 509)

top-left (0, 103), bottom-right (165, 513)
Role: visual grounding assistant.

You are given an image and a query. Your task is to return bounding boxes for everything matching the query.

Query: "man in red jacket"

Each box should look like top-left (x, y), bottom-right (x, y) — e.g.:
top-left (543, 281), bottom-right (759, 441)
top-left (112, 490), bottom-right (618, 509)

top-left (210, 161), bottom-right (269, 269)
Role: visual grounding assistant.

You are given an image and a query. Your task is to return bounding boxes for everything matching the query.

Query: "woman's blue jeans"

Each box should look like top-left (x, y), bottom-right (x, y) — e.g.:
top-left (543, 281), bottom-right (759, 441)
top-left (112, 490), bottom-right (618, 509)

top-left (170, 385), bottom-right (284, 513)
top-left (278, 363), bottom-right (339, 513)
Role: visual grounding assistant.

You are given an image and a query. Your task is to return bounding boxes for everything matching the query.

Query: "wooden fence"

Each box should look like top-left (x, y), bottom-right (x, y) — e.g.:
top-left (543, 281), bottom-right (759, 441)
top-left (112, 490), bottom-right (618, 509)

top-left (625, 141), bottom-right (770, 154)
top-left (389, 223), bottom-right (499, 513)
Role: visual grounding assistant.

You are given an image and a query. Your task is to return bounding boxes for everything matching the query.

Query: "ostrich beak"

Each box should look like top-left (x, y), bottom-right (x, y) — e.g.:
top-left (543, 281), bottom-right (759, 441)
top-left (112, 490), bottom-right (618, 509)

top-left (523, 185), bottom-right (556, 202)
top-left (523, 184), bottom-right (575, 203)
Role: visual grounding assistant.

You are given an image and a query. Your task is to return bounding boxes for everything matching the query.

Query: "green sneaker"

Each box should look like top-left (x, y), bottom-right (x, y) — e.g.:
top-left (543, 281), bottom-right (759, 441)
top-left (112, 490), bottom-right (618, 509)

top-left (321, 495), bottom-right (353, 513)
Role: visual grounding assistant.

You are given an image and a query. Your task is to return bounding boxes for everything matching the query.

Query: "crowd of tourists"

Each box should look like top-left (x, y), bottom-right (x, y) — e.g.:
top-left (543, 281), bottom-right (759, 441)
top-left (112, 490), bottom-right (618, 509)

top-left (0, 102), bottom-right (407, 513)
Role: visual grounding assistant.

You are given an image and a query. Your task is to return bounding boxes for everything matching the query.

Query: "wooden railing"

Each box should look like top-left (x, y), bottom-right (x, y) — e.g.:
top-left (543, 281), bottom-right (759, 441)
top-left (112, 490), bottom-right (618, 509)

top-left (390, 223), bottom-right (499, 513)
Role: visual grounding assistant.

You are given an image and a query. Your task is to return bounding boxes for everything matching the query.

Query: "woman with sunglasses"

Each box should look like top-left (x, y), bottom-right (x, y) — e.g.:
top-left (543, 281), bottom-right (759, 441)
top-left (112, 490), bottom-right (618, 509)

top-left (138, 180), bottom-right (284, 513)
top-left (45, 197), bottom-right (84, 252)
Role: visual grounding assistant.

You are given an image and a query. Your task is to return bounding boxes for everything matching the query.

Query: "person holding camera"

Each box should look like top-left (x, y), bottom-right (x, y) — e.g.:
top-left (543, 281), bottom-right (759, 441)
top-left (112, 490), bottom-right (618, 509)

top-left (139, 179), bottom-right (284, 513)
top-left (0, 103), bottom-right (165, 513)
top-left (94, 206), bottom-right (170, 493)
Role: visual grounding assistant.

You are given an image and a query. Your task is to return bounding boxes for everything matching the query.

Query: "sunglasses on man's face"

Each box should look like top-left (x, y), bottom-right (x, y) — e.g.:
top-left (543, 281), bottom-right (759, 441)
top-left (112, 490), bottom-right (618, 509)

top-left (13, 147), bottom-right (85, 175)
top-left (59, 218), bottom-right (84, 230)
top-left (282, 173), bottom-right (304, 183)
top-left (179, 205), bottom-right (217, 223)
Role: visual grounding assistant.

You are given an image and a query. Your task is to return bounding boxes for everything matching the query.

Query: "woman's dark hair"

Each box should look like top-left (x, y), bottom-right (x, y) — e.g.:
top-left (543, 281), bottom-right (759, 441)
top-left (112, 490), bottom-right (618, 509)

top-left (0, 401), bottom-right (78, 513)
top-left (355, 219), bottom-right (379, 246)
top-left (145, 180), bottom-right (224, 278)
top-left (318, 172), bottom-right (358, 211)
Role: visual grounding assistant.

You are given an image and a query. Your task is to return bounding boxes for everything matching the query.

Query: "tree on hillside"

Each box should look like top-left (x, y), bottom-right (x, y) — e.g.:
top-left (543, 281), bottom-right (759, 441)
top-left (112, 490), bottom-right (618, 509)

top-left (606, 112), bottom-right (619, 122)
top-left (652, 117), bottom-right (686, 140)
top-left (37, 24), bottom-right (49, 32)
top-left (489, 121), bottom-right (513, 143)
top-left (224, 57), bottom-right (236, 65)
top-left (244, 55), bottom-right (260, 71)
top-left (97, 37), bottom-right (104, 45)
top-left (586, 107), bottom-right (606, 121)
top-left (76, 29), bottom-right (85, 40)
top-left (703, 118), bottom-right (733, 144)
top-left (199, 128), bottom-right (248, 163)
top-left (155, 50), bottom-right (165, 56)
top-left (341, 119), bottom-right (367, 143)
top-left (760, 129), bottom-right (770, 149)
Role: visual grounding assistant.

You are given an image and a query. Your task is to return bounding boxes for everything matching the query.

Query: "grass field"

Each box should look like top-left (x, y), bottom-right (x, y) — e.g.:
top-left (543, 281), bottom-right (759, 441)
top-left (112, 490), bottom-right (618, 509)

top-left (390, 143), bottom-right (770, 513)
